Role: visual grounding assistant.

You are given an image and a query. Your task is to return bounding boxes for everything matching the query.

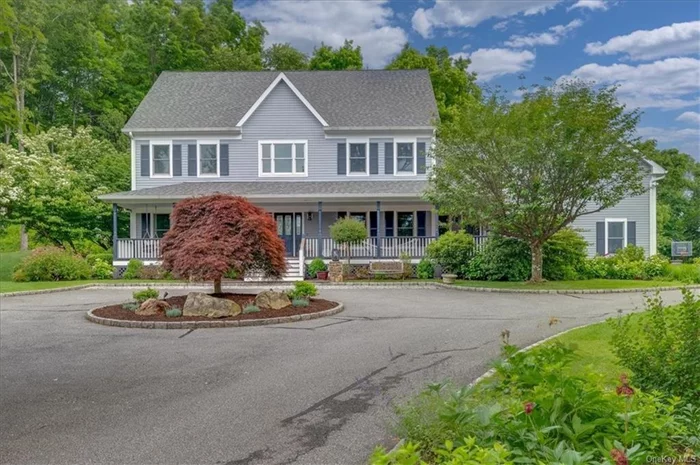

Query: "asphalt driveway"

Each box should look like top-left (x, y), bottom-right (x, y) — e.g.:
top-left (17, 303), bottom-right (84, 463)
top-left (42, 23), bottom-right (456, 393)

top-left (0, 287), bottom-right (689, 465)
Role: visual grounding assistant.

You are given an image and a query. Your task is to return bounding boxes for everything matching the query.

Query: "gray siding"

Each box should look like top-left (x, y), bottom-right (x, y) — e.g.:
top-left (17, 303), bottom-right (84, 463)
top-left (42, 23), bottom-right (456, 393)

top-left (571, 176), bottom-right (652, 257)
top-left (134, 80), bottom-right (432, 189)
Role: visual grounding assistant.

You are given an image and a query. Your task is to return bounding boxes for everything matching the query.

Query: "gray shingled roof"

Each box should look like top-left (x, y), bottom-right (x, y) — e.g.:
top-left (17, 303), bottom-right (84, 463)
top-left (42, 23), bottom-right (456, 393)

top-left (99, 180), bottom-right (428, 201)
top-left (123, 70), bottom-right (438, 131)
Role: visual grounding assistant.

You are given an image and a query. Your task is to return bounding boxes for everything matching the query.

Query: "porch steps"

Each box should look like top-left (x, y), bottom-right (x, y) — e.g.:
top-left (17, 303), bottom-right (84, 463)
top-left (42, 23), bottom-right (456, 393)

top-left (242, 257), bottom-right (304, 282)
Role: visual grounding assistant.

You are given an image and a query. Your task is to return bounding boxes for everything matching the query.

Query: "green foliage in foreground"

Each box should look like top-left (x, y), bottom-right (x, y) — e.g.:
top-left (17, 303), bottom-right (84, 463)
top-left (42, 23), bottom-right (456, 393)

top-left (288, 281), bottom-right (318, 300)
top-left (243, 304), bottom-right (261, 314)
top-left (611, 290), bottom-right (699, 402)
top-left (165, 308), bottom-right (182, 318)
top-left (373, 296), bottom-right (700, 464)
top-left (12, 247), bottom-right (92, 281)
top-left (426, 231), bottom-right (475, 276)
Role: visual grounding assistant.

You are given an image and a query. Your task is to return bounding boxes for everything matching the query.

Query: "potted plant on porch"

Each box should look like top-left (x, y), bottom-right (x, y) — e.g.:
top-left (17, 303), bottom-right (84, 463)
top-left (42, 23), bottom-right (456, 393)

top-left (308, 258), bottom-right (328, 280)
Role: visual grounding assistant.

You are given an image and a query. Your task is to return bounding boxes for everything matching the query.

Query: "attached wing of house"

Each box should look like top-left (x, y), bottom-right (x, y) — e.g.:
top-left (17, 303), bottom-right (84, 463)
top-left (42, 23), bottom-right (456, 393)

top-left (100, 69), bottom-right (665, 279)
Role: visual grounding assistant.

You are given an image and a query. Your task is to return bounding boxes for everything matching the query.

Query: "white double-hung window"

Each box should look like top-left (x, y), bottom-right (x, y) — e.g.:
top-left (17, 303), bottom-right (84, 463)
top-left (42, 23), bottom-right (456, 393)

top-left (259, 140), bottom-right (307, 176)
top-left (605, 218), bottom-right (627, 254)
top-left (150, 142), bottom-right (172, 177)
top-left (347, 140), bottom-right (368, 175)
top-left (395, 139), bottom-right (416, 175)
top-left (198, 141), bottom-right (219, 177)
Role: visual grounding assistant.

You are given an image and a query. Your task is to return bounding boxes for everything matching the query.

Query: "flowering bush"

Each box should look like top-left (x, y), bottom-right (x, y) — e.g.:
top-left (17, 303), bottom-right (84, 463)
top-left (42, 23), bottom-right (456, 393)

top-left (12, 247), bottom-right (92, 281)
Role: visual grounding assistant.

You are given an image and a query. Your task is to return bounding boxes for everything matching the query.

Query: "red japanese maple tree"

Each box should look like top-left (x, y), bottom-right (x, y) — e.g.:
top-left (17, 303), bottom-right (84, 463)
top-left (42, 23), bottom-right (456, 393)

top-left (160, 194), bottom-right (287, 293)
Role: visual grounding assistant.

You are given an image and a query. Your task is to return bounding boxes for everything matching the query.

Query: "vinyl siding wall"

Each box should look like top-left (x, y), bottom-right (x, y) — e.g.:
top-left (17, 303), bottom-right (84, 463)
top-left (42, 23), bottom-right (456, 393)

top-left (134, 80), bottom-right (432, 190)
top-left (571, 176), bottom-right (652, 257)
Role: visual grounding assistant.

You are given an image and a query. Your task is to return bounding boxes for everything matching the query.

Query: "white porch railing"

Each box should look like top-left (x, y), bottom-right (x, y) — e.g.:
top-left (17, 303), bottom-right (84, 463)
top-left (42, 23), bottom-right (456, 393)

top-left (116, 238), bottom-right (161, 260)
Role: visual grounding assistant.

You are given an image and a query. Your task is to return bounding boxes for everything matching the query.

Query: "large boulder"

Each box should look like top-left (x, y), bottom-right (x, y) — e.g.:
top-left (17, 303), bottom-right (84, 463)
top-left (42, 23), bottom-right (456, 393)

top-left (136, 298), bottom-right (171, 316)
top-left (255, 290), bottom-right (291, 310)
top-left (183, 292), bottom-right (241, 318)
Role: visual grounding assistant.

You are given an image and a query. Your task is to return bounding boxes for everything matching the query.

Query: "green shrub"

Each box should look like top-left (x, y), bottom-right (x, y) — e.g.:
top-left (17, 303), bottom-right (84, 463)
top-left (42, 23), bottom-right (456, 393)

top-left (609, 260), bottom-right (644, 280)
top-left (165, 307), bottom-right (182, 318)
top-left (122, 302), bottom-right (138, 312)
top-left (122, 259), bottom-right (144, 279)
top-left (611, 244), bottom-right (645, 263)
top-left (288, 281), bottom-right (318, 300)
top-left (373, 271), bottom-right (386, 280)
top-left (462, 252), bottom-right (486, 280)
top-left (416, 258), bottom-right (434, 279)
top-left (480, 235), bottom-right (531, 281)
top-left (540, 228), bottom-right (587, 280)
top-left (307, 258), bottom-right (327, 277)
top-left (291, 298), bottom-right (309, 307)
top-left (85, 253), bottom-right (113, 266)
top-left (137, 265), bottom-right (171, 280)
top-left (224, 268), bottom-right (238, 279)
top-left (426, 231), bottom-right (475, 277)
top-left (12, 246), bottom-right (92, 281)
top-left (243, 304), bottom-right (260, 314)
top-left (641, 254), bottom-right (670, 279)
top-left (664, 263), bottom-right (700, 284)
top-left (91, 259), bottom-right (114, 279)
top-left (132, 287), bottom-right (158, 303)
top-left (610, 290), bottom-right (700, 401)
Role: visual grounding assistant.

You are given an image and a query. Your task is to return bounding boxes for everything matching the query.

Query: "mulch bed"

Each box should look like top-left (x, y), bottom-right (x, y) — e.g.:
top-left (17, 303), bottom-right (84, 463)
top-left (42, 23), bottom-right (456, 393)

top-left (92, 293), bottom-right (338, 322)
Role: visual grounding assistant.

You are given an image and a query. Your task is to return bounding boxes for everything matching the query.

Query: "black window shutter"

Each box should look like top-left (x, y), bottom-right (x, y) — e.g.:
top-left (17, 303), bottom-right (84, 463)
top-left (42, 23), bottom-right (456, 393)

top-left (417, 211), bottom-right (427, 236)
top-left (220, 143), bottom-right (229, 176)
top-left (337, 143), bottom-right (346, 175)
top-left (140, 144), bottom-right (150, 176)
top-left (384, 211), bottom-right (394, 237)
top-left (187, 144), bottom-right (197, 176)
top-left (417, 142), bottom-right (427, 174)
top-left (384, 142), bottom-right (393, 174)
top-left (596, 222), bottom-right (605, 255)
top-left (369, 143), bottom-right (378, 175)
top-left (627, 221), bottom-right (636, 246)
top-left (172, 145), bottom-right (182, 176)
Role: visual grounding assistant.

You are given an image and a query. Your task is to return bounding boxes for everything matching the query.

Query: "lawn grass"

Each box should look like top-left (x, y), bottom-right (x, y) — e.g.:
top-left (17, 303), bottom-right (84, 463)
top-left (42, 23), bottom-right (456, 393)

top-left (0, 279), bottom-right (184, 294)
top-left (453, 278), bottom-right (687, 290)
top-left (0, 251), bottom-right (30, 281)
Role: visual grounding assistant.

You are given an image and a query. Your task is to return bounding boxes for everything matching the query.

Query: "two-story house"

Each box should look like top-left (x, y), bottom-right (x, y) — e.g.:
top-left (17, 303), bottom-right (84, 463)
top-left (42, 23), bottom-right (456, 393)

top-left (100, 69), bottom-right (665, 279)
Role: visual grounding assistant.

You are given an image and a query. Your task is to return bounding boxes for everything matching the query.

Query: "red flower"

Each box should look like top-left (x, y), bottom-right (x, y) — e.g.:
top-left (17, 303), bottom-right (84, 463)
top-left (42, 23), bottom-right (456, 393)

top-left (616, 373), bottom-right (635, 397)
top-left (523, 402), bottom-right (535, 414)
top-left (610, 448), bottom-right (629, 465)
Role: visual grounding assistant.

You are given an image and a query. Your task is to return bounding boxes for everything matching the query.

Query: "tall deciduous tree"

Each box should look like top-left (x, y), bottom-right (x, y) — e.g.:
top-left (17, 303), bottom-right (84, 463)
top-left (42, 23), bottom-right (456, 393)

top-left (427, 81), bottom-right (646, 281)
top-left (386, 44), bottom-right (481, 123)
top-left (161, 195), bottom-right (287, 293)
top-left (264, 43), bottom-right (308, 70)
top-left (309, 40), bottom-right (362, 70)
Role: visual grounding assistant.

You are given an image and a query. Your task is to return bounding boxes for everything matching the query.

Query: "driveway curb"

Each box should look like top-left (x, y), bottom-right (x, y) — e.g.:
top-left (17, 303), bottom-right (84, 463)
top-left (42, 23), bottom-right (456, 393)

top-left (85, 302), bottom-right (344, 329)
top-left (3, 282), bottom-right (698, 297)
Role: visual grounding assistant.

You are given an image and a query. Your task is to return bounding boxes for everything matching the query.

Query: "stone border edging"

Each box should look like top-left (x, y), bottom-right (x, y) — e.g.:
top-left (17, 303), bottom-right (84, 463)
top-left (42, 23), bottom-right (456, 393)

top-left (85, 301), bottom-right (344, 329)
top-left (3, 281), bottom-right (699, 298)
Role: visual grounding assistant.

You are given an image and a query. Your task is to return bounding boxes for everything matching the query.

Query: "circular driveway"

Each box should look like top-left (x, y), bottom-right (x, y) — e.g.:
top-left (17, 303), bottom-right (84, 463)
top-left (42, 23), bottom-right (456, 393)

top-left (0, 287), bottom-right (688, 465)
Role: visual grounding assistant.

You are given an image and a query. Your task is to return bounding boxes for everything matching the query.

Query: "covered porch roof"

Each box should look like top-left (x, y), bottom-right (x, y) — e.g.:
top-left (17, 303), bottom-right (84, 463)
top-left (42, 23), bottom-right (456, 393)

top-left (99, 180), bottom-right (428, 204)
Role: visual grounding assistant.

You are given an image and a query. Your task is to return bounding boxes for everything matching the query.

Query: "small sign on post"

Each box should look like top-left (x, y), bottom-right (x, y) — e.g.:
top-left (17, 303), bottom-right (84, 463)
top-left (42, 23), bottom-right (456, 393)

top-left (671, 241), bottom-right (693, 258)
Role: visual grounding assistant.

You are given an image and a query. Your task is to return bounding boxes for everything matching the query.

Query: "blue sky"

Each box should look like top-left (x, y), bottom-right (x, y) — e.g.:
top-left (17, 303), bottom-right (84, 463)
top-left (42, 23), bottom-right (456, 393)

top-left (239, 0), bottom-right (700, 160)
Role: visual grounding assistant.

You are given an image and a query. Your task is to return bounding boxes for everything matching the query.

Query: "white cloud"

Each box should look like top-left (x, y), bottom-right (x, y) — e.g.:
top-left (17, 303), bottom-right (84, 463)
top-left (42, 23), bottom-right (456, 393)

top-left (636, 126), bottom-right (700, 144)
top-left (585, 21), bottom-right (700, 61)
top-left (493, 20), bottom-right (510, 31)
top-left (677, 111), bottom-right (700, 125)
top-left (456, 48), bottom-right (536, 81)
top-left (562, 57), bottom-right (700, 110)
top-left (568, 0), bottom-right (608, 11)
top-left (504, 19), bottom-right (583, 48)
top-left (412, 0), bottom-right (562, 38)
top-left (239, 0), bottom-right (407, 68)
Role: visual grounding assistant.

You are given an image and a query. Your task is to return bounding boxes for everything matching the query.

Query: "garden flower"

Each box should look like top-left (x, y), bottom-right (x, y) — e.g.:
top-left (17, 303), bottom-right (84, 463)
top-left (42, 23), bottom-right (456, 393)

top-left (523, 402), bottom-right (535, 414)
top-left (610, 448), bottom-right (629, 465)
top-left (616, 373), bottom-right (635, 397)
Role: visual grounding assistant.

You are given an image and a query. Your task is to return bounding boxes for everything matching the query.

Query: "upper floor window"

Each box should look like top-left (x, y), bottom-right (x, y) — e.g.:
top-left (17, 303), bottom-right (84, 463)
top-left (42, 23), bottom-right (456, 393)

top-left (395, 140), bottom-right (416, 175)
top-left (259, 141), bottom-right (306, 176)
top-left (151, 143), bottom-right (172, 177)
top-left (348, 142), bottom-right (368, 175)
top-left (198, 143), bottom-right (219, 177)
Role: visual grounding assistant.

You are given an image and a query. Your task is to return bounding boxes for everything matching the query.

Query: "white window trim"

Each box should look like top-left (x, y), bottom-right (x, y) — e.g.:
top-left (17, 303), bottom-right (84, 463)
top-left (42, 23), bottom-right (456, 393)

top-left (258, 140), bottom-right (308, 177)
top-left (197, 140), bottom-right (220, 178)
top-left (604, 218), bottom-right (627, 255)
top-left (346, 139), bottom-right (369, 176)
top-left (150, 140), bottom-right (173, 178)
top-left (394, 138), bottom-right (417, 176)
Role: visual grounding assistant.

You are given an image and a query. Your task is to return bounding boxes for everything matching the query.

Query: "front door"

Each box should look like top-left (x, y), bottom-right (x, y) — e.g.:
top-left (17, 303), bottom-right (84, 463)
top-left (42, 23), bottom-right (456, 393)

top-left (275, 213), bottom-right (303, 256)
